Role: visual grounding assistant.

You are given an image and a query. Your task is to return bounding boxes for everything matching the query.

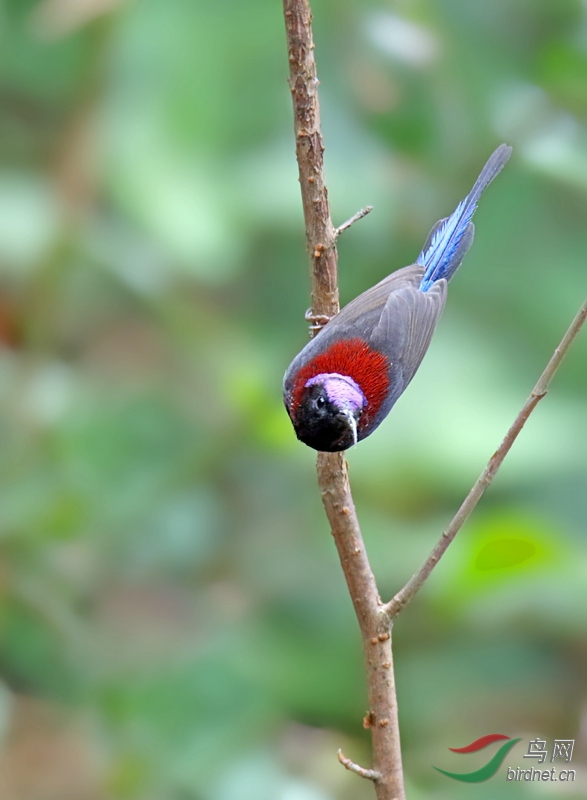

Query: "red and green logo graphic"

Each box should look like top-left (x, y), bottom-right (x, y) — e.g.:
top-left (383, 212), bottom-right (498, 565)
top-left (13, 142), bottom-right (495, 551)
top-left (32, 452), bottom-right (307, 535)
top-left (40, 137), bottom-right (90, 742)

top-left (434, 734), bottom-right (521, 782)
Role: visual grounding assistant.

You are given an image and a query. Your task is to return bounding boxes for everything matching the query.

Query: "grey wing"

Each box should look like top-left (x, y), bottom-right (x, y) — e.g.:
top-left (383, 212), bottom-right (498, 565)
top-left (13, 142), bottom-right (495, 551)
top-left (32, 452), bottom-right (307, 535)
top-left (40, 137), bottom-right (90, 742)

top-left (328, 264), bottom-right (428, 331)
top-left (369, 278), bottom-right (447, 404)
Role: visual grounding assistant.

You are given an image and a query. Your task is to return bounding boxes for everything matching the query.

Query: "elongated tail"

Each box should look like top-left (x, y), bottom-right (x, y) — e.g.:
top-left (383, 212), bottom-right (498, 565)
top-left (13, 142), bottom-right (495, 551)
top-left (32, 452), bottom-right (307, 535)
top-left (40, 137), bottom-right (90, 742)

top-left (418, 144), bottom-right (512, 292)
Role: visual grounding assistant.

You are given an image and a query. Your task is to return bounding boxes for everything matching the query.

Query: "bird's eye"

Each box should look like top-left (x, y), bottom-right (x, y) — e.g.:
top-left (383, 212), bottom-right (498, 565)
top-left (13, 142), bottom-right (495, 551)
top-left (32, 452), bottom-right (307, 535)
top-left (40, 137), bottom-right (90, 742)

top-left (316, 395), bottom-right (326, 409)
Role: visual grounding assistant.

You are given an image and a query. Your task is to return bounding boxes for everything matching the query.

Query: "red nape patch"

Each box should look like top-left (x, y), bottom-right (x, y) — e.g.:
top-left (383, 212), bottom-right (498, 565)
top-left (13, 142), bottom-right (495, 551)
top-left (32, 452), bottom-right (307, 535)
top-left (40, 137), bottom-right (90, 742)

top-left (291, 338), bottom-right (390, 425)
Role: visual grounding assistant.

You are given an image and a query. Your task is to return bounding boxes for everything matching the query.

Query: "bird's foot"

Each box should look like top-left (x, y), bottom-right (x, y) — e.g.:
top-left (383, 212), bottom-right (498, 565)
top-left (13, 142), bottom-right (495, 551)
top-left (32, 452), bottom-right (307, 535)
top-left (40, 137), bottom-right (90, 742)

top-left (305, 308), bottom-right (332, 335)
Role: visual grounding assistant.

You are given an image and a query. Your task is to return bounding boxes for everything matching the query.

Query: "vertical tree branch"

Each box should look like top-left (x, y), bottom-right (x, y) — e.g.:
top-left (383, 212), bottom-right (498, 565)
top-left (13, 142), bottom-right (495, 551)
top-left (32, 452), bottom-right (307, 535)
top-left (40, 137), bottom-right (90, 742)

top-left (283, 0), bottom-right (338, 323)
top-left (316, 454), bottom-right (404, 799)
top-left (283, 2), bottom-right (405, 798)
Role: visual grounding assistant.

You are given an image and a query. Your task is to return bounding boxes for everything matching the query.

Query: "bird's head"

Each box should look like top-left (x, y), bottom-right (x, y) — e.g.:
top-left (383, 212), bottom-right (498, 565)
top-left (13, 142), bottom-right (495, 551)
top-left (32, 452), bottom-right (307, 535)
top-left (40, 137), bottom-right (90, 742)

top-left (285, 372), bottom-right (366, 452)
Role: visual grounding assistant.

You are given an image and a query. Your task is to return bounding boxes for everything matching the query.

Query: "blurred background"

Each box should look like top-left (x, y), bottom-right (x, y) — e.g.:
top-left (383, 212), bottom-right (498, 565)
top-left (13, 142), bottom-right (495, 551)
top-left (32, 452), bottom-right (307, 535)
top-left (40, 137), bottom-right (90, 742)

top-left (0, 0), bottom-right (586, 798)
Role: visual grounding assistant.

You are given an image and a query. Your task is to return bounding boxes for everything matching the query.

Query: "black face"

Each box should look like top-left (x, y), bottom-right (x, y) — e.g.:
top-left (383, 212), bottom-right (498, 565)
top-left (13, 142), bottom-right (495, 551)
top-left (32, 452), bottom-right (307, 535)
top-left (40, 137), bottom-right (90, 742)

top-left (286, 383), bottom-right (358, 452)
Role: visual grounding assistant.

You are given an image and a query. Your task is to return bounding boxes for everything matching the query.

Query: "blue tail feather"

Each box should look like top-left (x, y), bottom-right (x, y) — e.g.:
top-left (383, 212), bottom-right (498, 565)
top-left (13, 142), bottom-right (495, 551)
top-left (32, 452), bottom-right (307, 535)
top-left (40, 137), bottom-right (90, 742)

top-left (418, 144), bottom-right (512, 292)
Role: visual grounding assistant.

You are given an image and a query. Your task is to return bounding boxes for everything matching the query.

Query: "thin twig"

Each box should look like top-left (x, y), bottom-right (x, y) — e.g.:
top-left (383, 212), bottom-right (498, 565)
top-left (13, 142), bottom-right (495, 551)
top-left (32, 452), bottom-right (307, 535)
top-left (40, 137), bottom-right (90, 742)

top-left (338, 749), bottom-right (381, 781)
top-left (384, 294), bottom-right (587, 619)
top-left (336, 205), bottom-right (373, 237)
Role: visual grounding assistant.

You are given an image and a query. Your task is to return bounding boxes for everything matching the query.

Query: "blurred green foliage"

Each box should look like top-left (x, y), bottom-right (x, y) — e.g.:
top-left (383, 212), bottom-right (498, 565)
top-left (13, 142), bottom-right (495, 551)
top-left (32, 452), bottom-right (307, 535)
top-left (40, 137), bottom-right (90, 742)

top-left (0, 0), bottom-right (586, 798)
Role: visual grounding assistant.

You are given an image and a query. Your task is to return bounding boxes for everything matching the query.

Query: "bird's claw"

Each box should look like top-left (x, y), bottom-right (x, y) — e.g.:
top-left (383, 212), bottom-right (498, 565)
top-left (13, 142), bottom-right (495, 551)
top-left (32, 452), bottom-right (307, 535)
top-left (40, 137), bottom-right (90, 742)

top-left (305, 308), bottom-right (332, 335)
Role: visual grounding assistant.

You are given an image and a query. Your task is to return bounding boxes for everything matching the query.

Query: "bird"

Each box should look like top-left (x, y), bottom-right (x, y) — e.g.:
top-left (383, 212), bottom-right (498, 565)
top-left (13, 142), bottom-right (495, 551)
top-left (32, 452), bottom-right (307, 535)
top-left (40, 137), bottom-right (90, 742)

top-left (283, 144), bottom-right (512, 452)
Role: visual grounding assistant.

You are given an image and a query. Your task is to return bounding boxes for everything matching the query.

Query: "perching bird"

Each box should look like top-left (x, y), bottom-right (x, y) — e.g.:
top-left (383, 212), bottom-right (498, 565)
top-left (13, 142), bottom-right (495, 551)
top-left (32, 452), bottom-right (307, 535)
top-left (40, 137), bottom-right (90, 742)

top-left (283, 144), bottom-right (512, 452)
